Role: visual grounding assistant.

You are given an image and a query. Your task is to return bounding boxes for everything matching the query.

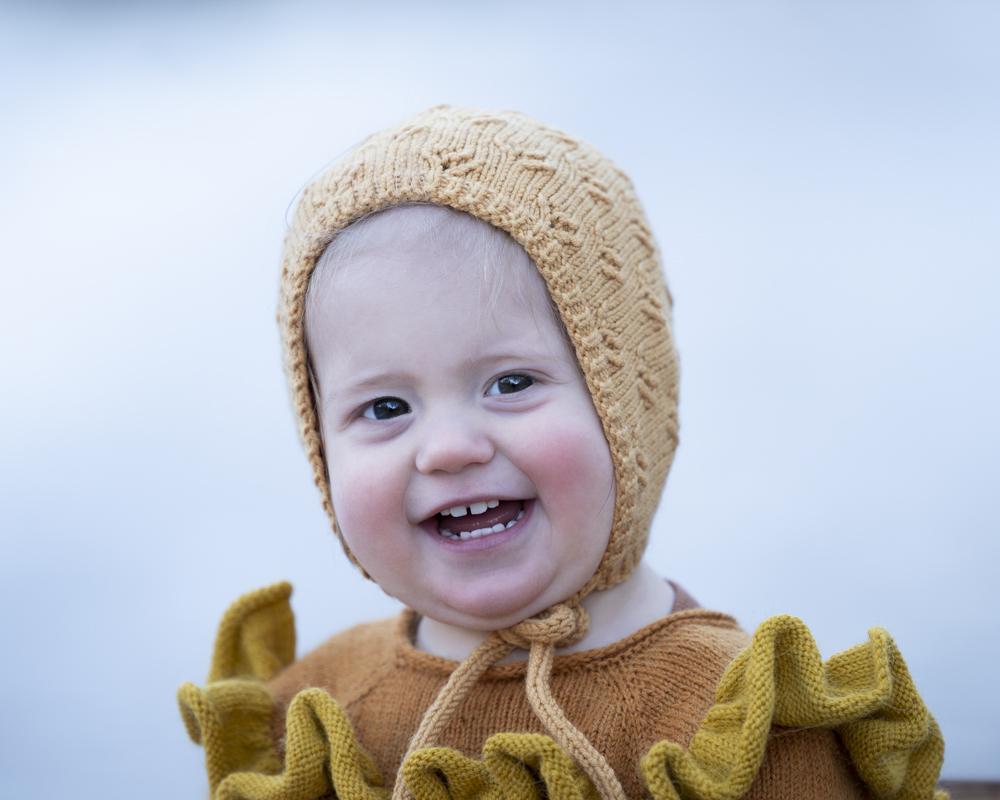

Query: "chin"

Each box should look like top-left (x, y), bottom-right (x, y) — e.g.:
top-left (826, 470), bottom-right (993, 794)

top-left (428, 572), bottom-right (571, 631)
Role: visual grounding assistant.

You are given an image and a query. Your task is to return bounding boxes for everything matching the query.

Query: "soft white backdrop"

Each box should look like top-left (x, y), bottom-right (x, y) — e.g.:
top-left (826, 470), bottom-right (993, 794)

top-left (1, 1), bottom-right (997, 795)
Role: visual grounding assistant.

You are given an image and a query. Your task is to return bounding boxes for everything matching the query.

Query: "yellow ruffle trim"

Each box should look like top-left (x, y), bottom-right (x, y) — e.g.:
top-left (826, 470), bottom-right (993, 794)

top-left (179, 584), bottom-right (947, 800)
top-left (641, 614), bottom-right (947, 800)
top-left (403, 734), bottom-right (601, 800)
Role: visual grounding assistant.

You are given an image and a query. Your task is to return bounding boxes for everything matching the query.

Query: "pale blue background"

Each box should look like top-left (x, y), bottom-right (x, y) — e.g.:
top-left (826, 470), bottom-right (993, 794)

top-left (1, 1), bottom-right (997, 795)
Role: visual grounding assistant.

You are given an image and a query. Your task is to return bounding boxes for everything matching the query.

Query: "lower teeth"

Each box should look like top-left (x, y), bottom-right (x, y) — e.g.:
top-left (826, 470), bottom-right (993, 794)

top-left (441, 509), bottom-right (524, 541)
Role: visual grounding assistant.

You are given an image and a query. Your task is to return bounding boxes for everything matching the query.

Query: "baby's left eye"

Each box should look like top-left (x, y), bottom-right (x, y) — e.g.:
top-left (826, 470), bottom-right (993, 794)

top-left (488, 374), bottom-right (534, 395)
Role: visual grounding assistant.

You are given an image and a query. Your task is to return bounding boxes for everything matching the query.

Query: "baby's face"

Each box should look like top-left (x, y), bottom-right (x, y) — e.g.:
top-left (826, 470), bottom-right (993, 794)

top-left (307, 208), bottom-right (615, 631)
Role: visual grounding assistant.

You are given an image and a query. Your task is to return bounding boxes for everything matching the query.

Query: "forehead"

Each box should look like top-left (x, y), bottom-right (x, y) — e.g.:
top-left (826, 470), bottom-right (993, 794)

top-left (319, 204), bottom-right (519, 269)
top-left (305, 204), bottom-right (563, 342)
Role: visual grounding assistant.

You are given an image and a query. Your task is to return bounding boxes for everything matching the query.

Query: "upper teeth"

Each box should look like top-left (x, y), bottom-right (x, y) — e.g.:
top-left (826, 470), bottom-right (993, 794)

top-left (440, 499), bottom-right (500, 517)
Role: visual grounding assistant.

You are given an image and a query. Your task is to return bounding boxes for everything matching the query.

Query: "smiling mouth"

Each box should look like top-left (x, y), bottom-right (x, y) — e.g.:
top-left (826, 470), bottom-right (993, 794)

top-left (436, 499), bottom-right (525, 541)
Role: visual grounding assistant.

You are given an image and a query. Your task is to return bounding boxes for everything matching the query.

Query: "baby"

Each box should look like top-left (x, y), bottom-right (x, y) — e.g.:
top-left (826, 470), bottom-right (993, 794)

top-left (179, 107), bottom-right (946, 800)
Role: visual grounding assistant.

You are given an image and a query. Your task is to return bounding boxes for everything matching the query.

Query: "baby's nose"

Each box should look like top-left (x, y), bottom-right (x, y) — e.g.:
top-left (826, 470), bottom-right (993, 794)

top-left (414, 417), bottom-right (494, 474)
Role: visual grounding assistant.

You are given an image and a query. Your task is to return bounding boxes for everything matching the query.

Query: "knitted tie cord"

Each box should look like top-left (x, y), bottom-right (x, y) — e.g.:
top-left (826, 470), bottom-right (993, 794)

top-left (178, 585), bottom-right (948, 800)
top-left (388, 602), bottom-right (628, 800)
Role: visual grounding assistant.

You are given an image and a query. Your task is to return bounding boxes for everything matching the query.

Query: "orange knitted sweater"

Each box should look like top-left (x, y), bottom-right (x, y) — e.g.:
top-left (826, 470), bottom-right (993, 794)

top-left (263, 587), bottom-right (870, 800)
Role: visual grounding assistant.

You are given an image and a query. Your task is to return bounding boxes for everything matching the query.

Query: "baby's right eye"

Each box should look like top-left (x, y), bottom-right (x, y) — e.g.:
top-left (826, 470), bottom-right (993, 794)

top-left (363, 397), bottom-right (412, 420)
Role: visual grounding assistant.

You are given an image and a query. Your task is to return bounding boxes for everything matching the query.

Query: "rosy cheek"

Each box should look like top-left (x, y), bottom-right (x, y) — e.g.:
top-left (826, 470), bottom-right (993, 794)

top-left (329, 458), bottom-right (400, 564)
top-left (519, 417), bottom-right (615, 509)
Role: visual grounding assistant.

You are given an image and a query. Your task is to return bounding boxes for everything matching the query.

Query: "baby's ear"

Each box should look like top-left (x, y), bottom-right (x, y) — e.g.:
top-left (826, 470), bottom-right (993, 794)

top-left (207, 581), bottom-right (296, 683)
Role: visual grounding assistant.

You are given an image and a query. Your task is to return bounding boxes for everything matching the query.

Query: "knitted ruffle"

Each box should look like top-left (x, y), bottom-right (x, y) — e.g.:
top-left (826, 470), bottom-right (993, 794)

top-left (403, 735), bottom-right (600, 800)
top-left (177, 582), bottom-right (302, 797)
top-left (180, 682), bottom-right (388, 800)
top-left (640, 615), bottom-right (947, 800)
top-left (179, 585), bottom-right (947, 800)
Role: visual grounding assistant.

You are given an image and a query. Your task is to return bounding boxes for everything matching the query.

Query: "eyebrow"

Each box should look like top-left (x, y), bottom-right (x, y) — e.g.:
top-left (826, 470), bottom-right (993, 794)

top-left (322, 370), bottom-right (413, 402)
top-left (319, 348), bottom-right (566, 407)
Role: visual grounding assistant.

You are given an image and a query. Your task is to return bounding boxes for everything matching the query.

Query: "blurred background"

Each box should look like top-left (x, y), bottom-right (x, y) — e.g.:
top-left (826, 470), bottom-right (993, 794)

top-left (1, 0), bottom-right (997, 795)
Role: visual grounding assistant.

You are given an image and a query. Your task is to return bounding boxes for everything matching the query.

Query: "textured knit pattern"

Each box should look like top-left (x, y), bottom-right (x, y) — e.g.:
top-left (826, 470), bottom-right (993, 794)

top-left (178, 584), bottom-right (948, 800)
top-left (277, 106), bottom-right (678, 597)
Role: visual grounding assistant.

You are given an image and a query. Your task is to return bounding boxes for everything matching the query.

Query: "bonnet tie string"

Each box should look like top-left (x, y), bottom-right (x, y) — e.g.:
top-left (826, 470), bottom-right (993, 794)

top-left (390, 603), bottom-right (628, 800)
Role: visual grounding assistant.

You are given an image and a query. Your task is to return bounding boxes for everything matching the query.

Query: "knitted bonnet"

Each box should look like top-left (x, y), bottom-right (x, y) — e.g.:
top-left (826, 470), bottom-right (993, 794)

top-left (278, 107), bottom-right (679, 800)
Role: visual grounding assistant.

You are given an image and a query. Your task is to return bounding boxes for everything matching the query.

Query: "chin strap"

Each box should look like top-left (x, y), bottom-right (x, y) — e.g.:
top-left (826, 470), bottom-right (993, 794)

top-left (390, 603), bottom-right (627, 800)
